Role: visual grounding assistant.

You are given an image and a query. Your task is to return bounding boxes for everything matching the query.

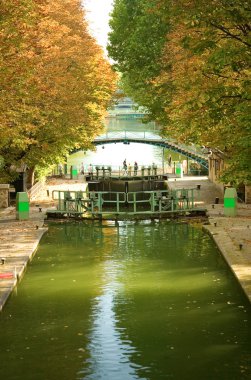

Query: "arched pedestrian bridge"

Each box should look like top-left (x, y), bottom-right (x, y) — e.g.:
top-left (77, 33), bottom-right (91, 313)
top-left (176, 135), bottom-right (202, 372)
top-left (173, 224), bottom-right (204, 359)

top-left (93, 131), bottom-right (208, 169)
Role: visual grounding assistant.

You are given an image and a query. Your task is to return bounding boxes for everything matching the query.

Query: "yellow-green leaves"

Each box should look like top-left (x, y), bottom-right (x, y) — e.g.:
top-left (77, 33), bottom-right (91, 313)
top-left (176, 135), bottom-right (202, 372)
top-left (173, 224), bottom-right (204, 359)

top-left (0, 0), bottom-right (117, 182)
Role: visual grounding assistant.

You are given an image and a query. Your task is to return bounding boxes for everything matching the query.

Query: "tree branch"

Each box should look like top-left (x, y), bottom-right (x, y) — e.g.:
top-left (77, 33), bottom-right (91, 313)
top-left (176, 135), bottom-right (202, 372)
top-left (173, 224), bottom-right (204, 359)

top-left (210, 22), bottom-right (251, 48)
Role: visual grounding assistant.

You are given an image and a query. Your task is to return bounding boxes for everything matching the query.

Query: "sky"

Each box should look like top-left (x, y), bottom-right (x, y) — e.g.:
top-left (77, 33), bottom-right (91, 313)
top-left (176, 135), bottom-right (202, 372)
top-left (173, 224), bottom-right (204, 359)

top-left (83, 0), bottom-right (114, 54)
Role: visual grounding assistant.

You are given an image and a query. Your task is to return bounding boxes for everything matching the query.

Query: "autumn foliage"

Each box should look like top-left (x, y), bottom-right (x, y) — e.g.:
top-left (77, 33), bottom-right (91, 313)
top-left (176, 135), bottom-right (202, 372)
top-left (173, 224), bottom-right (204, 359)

top-left (0, 0), bottom-right (117, 183)
top-left (108, 0), bottom-right (251, 185)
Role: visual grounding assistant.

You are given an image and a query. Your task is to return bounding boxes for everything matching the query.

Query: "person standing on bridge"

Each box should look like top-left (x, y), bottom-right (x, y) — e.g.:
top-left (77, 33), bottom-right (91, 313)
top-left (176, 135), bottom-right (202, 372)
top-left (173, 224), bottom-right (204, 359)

top-left (122, 159), bottom-right (128, 175)
top-left (128, 163), bottom-right (132, 176)
top-left (88, 164), bottom-right (93, 176)
top-left (81, 162), bottom-right (85, 175)
top-left (168, 155), bottom-right (172, 167)
top-left (134, 161), bottom-right (138, 176)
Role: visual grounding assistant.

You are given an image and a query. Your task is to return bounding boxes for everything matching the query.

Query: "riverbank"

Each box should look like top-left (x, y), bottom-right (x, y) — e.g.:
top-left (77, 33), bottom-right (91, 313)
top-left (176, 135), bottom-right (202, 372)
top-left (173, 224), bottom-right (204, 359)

top-left (0, 176), bottom-right (250, 311)
top-left (0, 207), bottom-right (47, 311)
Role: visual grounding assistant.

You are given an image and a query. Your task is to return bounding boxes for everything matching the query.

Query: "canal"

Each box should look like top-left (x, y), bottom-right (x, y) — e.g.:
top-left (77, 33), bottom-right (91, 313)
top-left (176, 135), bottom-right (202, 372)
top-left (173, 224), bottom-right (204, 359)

top-left (0, 221), bottom-right (250, 379)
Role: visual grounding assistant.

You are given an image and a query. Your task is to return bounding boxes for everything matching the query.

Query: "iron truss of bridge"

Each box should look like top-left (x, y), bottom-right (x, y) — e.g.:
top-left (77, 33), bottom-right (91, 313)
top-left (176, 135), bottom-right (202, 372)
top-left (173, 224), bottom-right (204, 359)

top-left (93, 131), bottom-right (208, 169)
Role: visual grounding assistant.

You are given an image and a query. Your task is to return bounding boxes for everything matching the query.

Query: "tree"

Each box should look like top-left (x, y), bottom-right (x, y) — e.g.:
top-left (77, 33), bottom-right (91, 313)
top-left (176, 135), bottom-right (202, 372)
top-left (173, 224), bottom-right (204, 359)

top-left (108, 0), bottom-right (251, 185)
top-left (0, 0), bottom-right (117, 183)
top-left (108, 0), bottom-right (171, 119)
top-left (159, 0), bottom-right (251, 184)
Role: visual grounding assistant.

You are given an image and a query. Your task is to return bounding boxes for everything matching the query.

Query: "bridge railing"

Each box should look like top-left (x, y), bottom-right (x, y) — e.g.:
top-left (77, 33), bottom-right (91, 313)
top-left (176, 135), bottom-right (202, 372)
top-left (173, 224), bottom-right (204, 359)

top-left (51, 158), bottom-right (210, 178)
top-left (95, 131), bottom-right (160, 140)
top-left (94, 131), bottom-right (207, 160)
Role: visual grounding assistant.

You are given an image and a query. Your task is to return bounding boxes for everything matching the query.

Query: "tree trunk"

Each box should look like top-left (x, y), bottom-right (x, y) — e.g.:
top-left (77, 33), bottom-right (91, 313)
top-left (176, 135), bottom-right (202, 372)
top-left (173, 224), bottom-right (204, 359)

top-left (26, 167), bottom-right (35, 189)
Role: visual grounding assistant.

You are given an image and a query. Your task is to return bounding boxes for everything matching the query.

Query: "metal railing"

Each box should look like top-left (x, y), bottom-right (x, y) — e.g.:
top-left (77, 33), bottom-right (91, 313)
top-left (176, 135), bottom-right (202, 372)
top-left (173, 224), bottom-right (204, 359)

top-left (27, 180), bottom-right (45, 200)
top-left (50, 189), bottom-right (198, 217)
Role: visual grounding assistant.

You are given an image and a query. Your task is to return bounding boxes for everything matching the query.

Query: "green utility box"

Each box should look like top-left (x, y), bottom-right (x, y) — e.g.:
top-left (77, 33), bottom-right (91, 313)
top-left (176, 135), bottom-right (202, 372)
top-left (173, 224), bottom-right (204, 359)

top-left (175, 163), bottom-right (183, 178)
top-left (224, 187), bottom-right (237, 217)
top-left (16, 192), bottom-right (29, 220)
top-left (70, 165), bottom-right (78, 179)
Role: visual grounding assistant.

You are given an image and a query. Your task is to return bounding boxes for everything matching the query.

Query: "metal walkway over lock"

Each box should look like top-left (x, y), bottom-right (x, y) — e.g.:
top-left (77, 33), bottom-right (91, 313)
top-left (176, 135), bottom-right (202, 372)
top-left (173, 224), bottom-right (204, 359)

top-left (47, 188), bottom-right (204, 219)
top-left (93, 132), bottom-right (208, 169)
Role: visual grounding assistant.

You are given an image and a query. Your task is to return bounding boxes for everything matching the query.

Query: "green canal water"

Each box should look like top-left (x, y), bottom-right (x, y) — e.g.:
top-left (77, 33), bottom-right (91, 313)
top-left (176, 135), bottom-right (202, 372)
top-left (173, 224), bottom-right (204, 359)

top-left (0, 221), bottom-right (250, 380)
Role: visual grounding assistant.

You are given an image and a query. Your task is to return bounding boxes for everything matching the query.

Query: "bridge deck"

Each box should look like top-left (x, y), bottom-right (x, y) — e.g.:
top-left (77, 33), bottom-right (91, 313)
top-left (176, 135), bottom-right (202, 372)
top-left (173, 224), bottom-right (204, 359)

top-left (93, 131), bottom-right (208, 168)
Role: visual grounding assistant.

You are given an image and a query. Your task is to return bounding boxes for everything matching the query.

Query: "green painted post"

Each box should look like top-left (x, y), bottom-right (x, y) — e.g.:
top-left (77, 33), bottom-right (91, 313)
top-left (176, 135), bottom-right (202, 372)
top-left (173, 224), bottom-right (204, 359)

top-left (191, 189), bottom-right (194, 208)
top-left (98, 193), bottom-right (103, 212)
top-left (116, 193), bottom-right (120, 213)
top-left (224, 187), bottom-right (237, 217)
top-left (16, 192), bottom-right (29, 220)
top-left (102, 166), bottom-right (105, 178)
top-left (175, 163), bottom-right (183, 178)
top-left (70, 165), bottom-right (78, 179)
top-left (159, 193), bottom-right (162, 212)
top-left (150, 193), bottom-right (155, 212)
top-left (58, 191), bottom-right (62, 210)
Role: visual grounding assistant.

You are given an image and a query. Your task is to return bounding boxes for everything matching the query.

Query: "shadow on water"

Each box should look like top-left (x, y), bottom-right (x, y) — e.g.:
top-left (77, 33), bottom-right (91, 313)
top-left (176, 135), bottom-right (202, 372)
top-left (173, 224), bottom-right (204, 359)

top-left (0, 221), bottom-right (250, 380)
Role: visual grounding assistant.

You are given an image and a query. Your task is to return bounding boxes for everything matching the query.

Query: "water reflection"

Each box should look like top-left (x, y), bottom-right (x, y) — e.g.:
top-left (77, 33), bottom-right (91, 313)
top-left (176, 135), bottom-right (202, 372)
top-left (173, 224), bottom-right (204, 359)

top-left (81, 261), bottom-right (148, 380)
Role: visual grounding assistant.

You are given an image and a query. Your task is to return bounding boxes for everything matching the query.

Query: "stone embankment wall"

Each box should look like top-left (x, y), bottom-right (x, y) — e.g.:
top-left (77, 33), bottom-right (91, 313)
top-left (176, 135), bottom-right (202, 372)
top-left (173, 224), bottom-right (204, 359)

top-left (0, 184), bottom-right (9, 208)
top-left (245, 186), bottom-right (251, 204)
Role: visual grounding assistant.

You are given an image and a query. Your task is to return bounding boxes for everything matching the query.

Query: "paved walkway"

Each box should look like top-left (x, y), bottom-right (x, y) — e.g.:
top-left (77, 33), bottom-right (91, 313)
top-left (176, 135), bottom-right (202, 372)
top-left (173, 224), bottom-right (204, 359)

top-left (0, 176), bottom-right (250, 312)
top-left (0, 207), bottom-right (47, 311)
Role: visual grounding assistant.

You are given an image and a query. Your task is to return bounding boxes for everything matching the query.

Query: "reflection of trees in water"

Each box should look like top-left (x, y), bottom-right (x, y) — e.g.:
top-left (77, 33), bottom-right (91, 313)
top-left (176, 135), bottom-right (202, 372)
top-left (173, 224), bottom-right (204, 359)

top-left (49, 221), bottom-right (222, 266)
top-left (113, 222), bottom-right (217, 265)
top-left (108, 223), bottom-right (251, 380)
top-left (20, 221), bottom-right (250, 379)
top-left (63, 222), bottom-right (104, 245)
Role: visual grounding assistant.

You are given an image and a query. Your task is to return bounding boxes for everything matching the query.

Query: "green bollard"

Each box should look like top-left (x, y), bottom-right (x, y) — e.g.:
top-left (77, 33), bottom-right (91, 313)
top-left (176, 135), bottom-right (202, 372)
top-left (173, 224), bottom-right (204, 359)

top-left (175, 163), bottom-right (183, 178)
top-left (70, 165), bottom-right (78, 179)
top-left (224, 187), bottom-right (237, 217)
top-left (16, 192), bottom-right (29, 220)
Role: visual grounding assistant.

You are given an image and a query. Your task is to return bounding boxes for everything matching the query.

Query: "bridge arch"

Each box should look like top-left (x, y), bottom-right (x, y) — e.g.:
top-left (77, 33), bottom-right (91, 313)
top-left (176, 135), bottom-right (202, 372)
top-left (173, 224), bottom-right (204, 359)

top-left (93, 135), bottom-right (208, 170)
top-left (71, 132), bottom-right (208, 170)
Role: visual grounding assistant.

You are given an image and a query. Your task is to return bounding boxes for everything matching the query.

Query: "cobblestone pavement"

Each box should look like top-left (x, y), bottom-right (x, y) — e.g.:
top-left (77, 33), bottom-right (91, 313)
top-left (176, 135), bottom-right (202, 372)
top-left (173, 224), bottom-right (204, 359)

top-left (0, 176), bottom-right (250, 312)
